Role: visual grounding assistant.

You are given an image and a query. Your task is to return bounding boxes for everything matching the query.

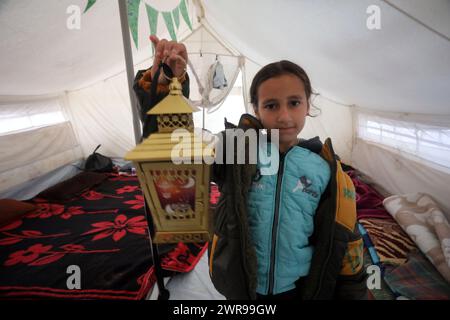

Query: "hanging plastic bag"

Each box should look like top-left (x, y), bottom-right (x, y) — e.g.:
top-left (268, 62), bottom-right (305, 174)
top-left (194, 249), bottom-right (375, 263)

top-left (212, 60), bottom-right (228, 89)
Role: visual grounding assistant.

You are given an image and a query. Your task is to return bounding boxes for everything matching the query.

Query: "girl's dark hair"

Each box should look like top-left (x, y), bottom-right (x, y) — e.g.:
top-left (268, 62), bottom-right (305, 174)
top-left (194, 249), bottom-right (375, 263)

top-left (250, 60), bottom-right (313, 110)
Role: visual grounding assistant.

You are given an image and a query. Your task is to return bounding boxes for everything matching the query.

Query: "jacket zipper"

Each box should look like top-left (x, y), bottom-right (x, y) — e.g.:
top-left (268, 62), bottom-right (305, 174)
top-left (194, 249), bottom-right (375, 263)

top-left (268, 151), bottom-right (287, 295)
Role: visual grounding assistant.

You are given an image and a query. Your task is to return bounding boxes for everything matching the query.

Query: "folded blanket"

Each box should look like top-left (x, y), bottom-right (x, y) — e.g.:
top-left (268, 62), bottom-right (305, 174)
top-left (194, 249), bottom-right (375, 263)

top-left (384, 250), bottom-right (450, 300)
top-left (347, 171), bottom-right (393, 220)
top-left (383, 193), bottom-right (450, 283)
top-left (359, 218), bottom-right (416, 265)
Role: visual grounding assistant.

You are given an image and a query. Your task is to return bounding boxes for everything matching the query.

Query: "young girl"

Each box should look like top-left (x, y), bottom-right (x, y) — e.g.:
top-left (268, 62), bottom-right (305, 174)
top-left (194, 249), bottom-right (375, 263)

top-left (134, 36), bottom-right (367, 300)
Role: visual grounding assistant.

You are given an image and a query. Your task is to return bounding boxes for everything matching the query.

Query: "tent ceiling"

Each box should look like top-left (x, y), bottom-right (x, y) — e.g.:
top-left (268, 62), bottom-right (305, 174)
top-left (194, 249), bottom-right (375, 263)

top-left (1, 0), bottom-right (449, 115)
top-left (0, 0), bottom-right (192, 96)
top-left (0, 0), bottom-right (125, 95)
top-left (203, 0), bottom-right (450, 114)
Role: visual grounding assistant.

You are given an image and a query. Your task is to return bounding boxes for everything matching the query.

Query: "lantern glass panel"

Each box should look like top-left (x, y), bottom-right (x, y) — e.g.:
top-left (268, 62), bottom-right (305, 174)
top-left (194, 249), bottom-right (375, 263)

top-left (150, 169), bottom-right (196, 218)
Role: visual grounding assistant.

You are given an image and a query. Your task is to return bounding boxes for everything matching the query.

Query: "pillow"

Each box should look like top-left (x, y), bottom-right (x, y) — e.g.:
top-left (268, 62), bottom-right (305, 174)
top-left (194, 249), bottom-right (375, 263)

top-left (0, 199), bottom-right (37, 226)
top-left (384, 193), bottom-right (450, 283)
top-left (37, 171), bottom-right (108, 202)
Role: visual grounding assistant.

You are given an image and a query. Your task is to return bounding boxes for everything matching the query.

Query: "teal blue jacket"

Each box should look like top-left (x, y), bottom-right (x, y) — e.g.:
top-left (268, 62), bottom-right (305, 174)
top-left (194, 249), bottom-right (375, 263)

top-left (248, 142), bottom-right (331, 295)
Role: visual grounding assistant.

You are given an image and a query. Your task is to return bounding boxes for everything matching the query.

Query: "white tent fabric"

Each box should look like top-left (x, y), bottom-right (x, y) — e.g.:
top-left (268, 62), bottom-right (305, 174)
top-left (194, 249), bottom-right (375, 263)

top-left (65, 72), bottom-right (137, 158)
top-left (0, 120), bottom-right (82, 192)
top-left (353, 138), bottom-right (450, 216)
top-left (352, 108), bottom-right (450, 215)
top-left (203, 0), bottom-right (450, 114)
top-left (0, 0), bottom-right (195, 95)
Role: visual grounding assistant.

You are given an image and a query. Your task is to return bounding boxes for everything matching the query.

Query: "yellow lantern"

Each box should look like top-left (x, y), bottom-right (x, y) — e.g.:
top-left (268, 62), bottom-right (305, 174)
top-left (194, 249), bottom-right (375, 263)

top-left (125, 77), bottom-right (214, 244)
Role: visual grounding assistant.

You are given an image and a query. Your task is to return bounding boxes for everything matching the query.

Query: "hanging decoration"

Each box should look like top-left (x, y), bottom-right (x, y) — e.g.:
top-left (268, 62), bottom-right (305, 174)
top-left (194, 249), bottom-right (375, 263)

top-left (144, 0), bottom-right (193, 46)
top-left (83, 0), bottom-right (193, 49)
top-left (83, 0), bottom-right (97, 13)
top-left (212, 60), bottom-right (228, 90)
top-left (162, 11), bottom-right (177, 42)
top-left (172, 5), bottom-right (180, 29)
top-left (127, 0), bottom-right (141, 48)
top-left (178, 0), bottom-right (193, 31)
top-left (145, 4), bottom-right (159, 55)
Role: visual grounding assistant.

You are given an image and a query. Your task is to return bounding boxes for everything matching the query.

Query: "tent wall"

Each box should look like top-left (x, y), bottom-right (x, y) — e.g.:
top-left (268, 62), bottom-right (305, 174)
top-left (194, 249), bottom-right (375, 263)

top-left (351, 108), bottom-right (450, 215)
top-left (302, 97), bottom-right (353, 163)
top-left (203, 0), bottom-right (450, 115)
top-left (0, 119), bottom-right (82, 193)
top-left (65, 72), bottom-right (137, 158)
top-left (352, 138), bottom-right (450, 217)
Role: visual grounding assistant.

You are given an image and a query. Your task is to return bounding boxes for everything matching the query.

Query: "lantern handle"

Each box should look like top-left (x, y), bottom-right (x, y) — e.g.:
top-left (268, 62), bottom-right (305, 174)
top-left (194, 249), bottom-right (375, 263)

top-left (161, 55), bottom-right (188, 83)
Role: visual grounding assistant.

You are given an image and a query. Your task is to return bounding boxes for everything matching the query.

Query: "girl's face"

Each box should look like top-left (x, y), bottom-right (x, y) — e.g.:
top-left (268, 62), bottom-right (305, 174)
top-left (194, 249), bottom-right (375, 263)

top-left (254, 74), bottom-right (310, 153)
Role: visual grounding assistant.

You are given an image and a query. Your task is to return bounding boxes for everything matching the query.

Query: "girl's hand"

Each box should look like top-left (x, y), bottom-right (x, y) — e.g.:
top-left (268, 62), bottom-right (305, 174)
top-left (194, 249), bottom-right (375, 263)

top-left (149, 35), bottom-right (188, 84)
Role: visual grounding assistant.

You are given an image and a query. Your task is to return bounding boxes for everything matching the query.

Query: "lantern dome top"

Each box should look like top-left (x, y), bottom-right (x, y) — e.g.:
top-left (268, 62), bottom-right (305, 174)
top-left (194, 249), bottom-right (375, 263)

top-left (147, 77), bottom-right (200, 115)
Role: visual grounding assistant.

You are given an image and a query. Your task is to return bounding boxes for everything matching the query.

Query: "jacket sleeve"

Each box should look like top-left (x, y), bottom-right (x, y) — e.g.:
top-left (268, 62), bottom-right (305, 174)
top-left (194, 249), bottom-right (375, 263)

top-left (133, 67), bottom-right (190, 139)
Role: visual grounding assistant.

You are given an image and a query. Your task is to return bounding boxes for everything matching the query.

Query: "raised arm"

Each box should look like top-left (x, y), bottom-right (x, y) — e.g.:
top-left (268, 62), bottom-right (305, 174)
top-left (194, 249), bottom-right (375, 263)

top-left (133, 36), bottom-right (190, 139)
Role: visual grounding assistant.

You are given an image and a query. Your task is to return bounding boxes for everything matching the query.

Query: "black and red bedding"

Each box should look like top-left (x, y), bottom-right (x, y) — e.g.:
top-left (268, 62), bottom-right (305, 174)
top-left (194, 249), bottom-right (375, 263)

top-left (0, 173), bottom-right (211, 299)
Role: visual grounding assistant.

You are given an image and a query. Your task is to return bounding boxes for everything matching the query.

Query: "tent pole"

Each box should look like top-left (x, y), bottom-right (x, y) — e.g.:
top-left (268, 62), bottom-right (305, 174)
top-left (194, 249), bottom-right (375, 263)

top-left (118, 0), bottom-right (141, 145)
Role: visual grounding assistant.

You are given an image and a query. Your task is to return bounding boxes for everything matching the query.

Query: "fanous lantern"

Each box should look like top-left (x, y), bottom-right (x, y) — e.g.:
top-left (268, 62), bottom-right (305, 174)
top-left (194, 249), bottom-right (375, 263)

top-left (125, 77), bottom-right (214, 244)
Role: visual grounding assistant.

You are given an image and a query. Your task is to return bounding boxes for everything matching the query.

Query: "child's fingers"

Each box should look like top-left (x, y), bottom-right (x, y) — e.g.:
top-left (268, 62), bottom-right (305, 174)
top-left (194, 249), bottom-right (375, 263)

top-left (150, 35), bottom-right (162, 65)
top-left (150, 38), bottom-right (187, 79)
top-left (149, 35), bottom-right (159, 49)
top-left (174, 46), bottom-right (188, 64)
top-left (153, 51), bottom-right (162, 70)
top-left (165, 42), bottom-right (175, 56)
top-left (176, 43), bottom-right (188, 62)
top-left (155, 39), bottom-right (167, 59)
top-left (150, 38), bottom-right (166, 78)
top-left (154, 39), bottom-right (168, 68)
top-left (166, 53), bottom-right (176, 70)
top-left (167, 52), bottom-right (186, 77)
top-left (168, 50), bottom-right (183, 64)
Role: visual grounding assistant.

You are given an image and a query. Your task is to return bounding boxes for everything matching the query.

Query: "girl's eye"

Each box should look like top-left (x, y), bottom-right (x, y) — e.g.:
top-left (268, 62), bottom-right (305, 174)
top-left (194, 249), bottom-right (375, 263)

top-left (264, 103), bottom-right (277, 110)
top-left (289, 100), bottom-right (301, 107)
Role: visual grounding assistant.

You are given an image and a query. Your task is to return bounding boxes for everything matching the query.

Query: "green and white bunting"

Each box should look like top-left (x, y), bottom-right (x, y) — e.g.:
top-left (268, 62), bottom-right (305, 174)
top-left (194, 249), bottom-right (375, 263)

top-left (127, 0), bottom-right (141, 49)
top-left (145, 4), bottom-right (159, 55)
top-left (83, 0), bottom-right (193, 49)
top-left (83, 0), bottom-right (97, 14)
top-left (146, 0), bottom-right (193, 47)
top-left (162, 11), bottom-right (177, 42)
top-left (172, 6), bottom-right (180, 30)
top-left (179, 0), bottom-right (192, 31)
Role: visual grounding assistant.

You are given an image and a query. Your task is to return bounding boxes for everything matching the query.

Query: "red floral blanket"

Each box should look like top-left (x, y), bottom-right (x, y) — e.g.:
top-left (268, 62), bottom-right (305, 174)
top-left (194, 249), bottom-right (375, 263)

top-left (0, 173), bottom-right (210, 299)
